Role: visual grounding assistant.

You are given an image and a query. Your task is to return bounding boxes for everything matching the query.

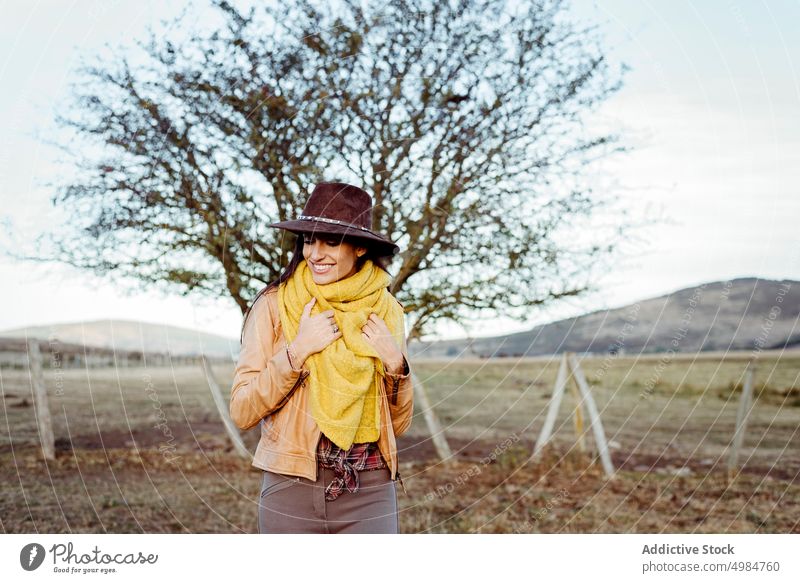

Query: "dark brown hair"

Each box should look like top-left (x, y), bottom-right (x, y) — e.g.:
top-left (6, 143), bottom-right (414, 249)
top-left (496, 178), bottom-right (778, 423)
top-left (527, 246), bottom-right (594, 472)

top-left (239, 233), bottom-right (395, 343)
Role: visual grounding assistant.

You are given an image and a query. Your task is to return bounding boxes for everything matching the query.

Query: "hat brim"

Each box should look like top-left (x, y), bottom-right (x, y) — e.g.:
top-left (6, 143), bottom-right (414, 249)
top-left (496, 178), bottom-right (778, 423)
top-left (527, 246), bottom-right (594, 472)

top-left (268, 220), bottom-right (399, 256)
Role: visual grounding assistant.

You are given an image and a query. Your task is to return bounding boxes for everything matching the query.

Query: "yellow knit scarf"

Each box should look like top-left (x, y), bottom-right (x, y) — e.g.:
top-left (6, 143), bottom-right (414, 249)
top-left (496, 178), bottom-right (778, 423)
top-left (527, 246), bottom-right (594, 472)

top-left (277, 258), bottom-right (405, 450)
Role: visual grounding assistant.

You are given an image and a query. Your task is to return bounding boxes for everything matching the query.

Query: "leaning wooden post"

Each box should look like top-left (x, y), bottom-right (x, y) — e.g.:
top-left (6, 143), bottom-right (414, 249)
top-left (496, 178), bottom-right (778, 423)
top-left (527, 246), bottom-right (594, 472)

top-left (567, 353), bottom-right (615, 478)
top-left (412, 370), bottom-right (453, 462)
top-left (727, 361), bottom-right (756, 483)
top-left (531, 353), bottom-right (569, 461)
top-left (28, 339), bottom-right (55, 461)
top-left (200, 355), bottom-right (250, 459)
top-left (568, 356), bottom-right (587, 455)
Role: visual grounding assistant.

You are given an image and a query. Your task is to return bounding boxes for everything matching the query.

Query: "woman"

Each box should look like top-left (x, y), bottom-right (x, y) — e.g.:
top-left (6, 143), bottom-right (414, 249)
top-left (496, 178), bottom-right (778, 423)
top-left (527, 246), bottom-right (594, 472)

top-left (229, 182), bottom-right (414, 534)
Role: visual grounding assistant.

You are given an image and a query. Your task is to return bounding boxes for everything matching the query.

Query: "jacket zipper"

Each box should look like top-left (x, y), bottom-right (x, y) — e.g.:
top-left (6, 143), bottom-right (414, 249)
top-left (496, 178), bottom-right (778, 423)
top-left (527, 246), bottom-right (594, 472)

top-left (293, 370), bottom-right (309, 390)
top-left (378, 374), bottom-right (407, 495)
top-left (285, 370), bottom-right (309, 399)
top-left (390, 376), bottom-right (399, 406)
top-left (396, 470), bottom-right (408, 495)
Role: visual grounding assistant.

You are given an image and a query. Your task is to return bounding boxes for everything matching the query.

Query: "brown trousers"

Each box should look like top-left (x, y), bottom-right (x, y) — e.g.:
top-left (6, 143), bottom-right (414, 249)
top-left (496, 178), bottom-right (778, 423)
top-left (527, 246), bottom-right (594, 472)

top-left (258, 464), bottom-right (398, 534)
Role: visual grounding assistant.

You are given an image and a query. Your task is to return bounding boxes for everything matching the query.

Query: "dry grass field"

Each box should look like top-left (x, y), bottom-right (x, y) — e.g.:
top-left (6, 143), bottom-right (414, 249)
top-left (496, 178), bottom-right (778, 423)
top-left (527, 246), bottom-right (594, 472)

top-left (1, 351), bottom-right (798, 533)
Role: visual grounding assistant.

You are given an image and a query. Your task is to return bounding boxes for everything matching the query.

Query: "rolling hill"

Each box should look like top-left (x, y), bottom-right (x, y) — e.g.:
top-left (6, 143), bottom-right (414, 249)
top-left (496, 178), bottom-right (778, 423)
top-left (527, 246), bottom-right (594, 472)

top-left (0, 319), bottom-right (238, 359)
top-left (407, 277), bottom-right (799, 358)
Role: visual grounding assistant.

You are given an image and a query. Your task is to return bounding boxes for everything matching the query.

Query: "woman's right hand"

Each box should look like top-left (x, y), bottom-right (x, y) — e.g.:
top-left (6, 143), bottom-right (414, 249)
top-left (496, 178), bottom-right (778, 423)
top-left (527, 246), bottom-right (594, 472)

top-left (290, 298), bottom-right (342, 365)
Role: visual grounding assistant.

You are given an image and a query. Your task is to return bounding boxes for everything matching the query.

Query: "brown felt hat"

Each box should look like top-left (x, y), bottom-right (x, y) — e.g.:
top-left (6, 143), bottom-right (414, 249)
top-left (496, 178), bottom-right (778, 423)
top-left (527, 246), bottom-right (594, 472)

top-left (268, 182), bottom-right (400, 256)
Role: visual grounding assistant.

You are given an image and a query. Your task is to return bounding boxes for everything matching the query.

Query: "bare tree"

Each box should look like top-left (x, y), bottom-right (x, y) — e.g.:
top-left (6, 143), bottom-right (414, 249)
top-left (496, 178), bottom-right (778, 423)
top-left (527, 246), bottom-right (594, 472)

top-left (23, 0), bottom-right (639, 341)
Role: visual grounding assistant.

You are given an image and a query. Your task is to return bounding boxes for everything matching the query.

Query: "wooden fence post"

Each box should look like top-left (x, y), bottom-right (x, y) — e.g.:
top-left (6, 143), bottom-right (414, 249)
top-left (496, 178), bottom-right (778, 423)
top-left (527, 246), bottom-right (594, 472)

top-left (531, 352), bottom-right (569, 461)
top-left (531, 352), bottom-right (615, 478)
top-left (412, 370), bottom-right (453, 462)
top-left (28, 339), bottom-right (55, 461)
top-left (727, 361), bottom-right (756, 483)
top-left (567, 353), bottom-right (615, 478)
top-left (200, 355), bottom-right (251, 459)
top-left (569, 366), bottom-right (586, 455)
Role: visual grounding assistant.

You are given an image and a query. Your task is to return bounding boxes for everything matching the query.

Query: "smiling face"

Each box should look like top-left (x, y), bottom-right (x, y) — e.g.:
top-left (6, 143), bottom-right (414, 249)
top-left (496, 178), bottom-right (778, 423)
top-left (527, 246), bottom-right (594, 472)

top-left (302, 232), bottom-right (368, 284)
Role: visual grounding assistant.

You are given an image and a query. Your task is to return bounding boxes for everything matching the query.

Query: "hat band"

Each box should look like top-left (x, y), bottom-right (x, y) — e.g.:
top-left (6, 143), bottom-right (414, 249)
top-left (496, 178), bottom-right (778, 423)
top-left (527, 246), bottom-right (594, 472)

top-left (297, 215), bottom-right (374, 234)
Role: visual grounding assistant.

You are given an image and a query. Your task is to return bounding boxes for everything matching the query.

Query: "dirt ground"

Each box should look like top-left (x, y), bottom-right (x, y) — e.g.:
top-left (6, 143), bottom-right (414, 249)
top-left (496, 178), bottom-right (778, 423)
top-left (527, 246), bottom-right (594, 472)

top-left (1, 434), bottom-right (798, 533)
top-left (1, 354), bottom-right (799, 533)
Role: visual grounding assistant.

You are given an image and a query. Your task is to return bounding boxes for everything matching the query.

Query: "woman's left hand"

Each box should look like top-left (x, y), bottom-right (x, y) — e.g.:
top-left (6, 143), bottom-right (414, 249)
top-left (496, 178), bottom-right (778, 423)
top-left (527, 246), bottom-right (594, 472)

top-left (361, 313), bottom-right (404, 373)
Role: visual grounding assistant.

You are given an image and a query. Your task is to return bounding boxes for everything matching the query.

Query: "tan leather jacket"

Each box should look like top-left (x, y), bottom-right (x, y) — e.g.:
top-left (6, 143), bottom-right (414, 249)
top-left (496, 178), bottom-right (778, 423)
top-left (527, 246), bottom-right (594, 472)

top-left (229, 287), bottom-right (414, 489)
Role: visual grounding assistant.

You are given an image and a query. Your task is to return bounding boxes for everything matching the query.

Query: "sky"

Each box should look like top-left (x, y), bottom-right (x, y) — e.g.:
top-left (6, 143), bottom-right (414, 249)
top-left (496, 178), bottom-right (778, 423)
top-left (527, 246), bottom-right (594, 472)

top-left (0, 0), bottom-right (798, 342)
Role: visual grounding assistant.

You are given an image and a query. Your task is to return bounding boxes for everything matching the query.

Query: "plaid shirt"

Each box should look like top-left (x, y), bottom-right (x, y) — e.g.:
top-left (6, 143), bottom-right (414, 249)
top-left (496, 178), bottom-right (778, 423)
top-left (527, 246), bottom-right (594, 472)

top-left (316, 433), bottom-right (387, 501)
